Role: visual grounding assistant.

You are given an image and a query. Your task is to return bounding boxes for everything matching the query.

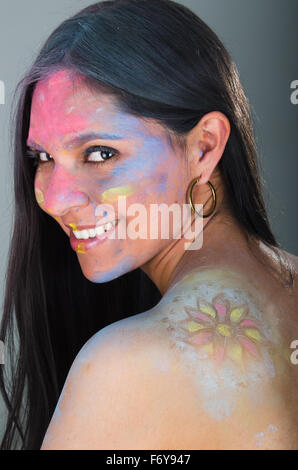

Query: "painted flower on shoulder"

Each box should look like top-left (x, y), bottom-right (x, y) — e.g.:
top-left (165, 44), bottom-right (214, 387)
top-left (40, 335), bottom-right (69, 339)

top-left (179, 293), bottom-right (266, 367)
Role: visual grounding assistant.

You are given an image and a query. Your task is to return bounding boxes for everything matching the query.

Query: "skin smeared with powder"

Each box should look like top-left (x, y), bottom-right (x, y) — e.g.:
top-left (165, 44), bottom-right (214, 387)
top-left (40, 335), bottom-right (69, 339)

top-left (35, 187), bottom-right (45, 204)
top-left (254, 424), bottom-right (279, 448)
top-left (149, 267), bottom-right (294, 433)
top-left (31, 70), bottom-right (298, 450)
top-left (101, 185), bottom-right (135, 203)
top-left (41, 266), bottom-right (298, 450)
top-left (28, 69), bottom-right (190, 283)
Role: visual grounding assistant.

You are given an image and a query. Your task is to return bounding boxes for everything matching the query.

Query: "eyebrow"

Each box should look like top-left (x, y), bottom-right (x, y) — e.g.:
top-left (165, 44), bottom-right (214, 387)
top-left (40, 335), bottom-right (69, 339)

top-left (26, 132), bottom-right (125, 150)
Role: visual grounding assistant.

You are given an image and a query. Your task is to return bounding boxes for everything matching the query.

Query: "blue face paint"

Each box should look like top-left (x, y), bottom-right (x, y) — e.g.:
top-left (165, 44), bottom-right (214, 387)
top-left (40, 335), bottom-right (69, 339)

top-left (32, 71), bottom-right (189, 287)
top-left (90, 254), bottom-right (138, 283)
top-left (110, 136), bottom-right (168, 180)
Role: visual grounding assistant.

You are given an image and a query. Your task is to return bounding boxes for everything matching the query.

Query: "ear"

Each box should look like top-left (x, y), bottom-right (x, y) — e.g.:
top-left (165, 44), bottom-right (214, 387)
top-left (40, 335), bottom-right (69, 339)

top-left (185, 111), bottom-right (231, 185)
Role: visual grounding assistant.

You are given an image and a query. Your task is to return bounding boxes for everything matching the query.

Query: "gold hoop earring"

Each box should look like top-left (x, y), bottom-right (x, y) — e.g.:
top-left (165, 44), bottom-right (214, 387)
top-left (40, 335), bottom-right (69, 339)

top-left (188, 175), bottom-right (217, 218)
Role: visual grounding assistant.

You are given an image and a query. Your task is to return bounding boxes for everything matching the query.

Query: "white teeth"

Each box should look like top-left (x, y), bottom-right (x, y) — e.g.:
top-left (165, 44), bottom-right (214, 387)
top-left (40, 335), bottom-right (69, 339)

top-left (96, 225), bottom-right (104, 236)
top-left (73, 220), bottom-right (117, 240)
top-left (81, 230), bottom-right (89, 240)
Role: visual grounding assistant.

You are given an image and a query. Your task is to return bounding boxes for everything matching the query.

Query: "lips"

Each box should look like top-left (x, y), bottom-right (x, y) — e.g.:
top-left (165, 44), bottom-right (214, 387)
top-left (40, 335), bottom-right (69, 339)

top-left (69, 220), bottom-right (118, 253)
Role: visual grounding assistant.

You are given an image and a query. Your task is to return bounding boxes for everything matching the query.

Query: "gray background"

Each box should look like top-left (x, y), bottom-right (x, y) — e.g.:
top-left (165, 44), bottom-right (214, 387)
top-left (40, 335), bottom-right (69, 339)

top-left (0, 0), bottom-right (297, 439)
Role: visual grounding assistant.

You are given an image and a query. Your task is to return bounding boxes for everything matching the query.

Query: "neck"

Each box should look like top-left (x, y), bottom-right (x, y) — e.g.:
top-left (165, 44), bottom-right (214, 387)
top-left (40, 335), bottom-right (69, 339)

top-left (141, 206), bottom-right (252, 297)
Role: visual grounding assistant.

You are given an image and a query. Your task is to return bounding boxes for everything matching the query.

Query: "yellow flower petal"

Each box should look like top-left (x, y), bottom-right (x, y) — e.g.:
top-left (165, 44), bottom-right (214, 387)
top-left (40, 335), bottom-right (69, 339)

top-left (230, 306), bottom-right (246, 323)
top-left (187, 321), bottom-right (206, 332)
top-left (199, 303), bottom-right (216, 318)
top-left (245, 328), bottom-right (262, 342)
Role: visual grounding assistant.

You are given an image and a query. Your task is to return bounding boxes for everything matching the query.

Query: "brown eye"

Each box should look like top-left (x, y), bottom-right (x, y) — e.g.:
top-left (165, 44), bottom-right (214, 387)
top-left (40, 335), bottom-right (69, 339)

top-left (84, 145), bottom-right (118, 164)
top-left (25, 148), bottom-right (53, 167)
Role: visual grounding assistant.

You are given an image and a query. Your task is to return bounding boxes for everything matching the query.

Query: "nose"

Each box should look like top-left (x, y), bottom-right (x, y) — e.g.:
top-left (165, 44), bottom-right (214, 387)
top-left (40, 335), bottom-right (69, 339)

top-left (42, 163), bottom-right (89, 217)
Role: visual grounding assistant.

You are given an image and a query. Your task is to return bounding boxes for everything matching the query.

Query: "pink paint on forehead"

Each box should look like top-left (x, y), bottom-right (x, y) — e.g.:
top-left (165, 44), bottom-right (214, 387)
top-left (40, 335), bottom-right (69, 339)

top-left (28, 70), bottom-right (94, 147)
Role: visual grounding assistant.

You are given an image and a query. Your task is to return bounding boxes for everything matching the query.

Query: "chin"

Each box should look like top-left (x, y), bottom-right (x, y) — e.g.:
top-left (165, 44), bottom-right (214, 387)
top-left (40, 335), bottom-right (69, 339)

top-left (89, 270), bottom-right (125, 284)
top-left (91, 257), bottom-right (139, 283)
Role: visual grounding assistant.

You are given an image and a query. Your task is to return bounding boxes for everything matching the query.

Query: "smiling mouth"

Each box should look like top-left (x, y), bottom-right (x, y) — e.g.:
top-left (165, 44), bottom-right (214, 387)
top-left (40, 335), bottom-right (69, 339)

top-left (72, 220), bottom-right (118, 240)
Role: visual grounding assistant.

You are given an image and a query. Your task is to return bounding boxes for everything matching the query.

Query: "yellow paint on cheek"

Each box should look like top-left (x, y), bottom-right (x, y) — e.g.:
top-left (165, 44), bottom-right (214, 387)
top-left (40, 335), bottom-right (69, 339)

top-left (35, 169), bottom-right (44, 183)
top-left (35, 188), bottom-right (44, 204)
top-left (101, 185), bottom-right (135, 203)
top-left (69, 222), bottom-right (78, 231)
top-left (54, 216), bottom-right (60, 222)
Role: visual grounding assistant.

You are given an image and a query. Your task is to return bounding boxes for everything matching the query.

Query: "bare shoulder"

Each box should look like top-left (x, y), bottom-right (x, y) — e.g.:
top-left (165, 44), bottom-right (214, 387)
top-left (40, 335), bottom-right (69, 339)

top-left (137, 266), bottom-right (298, 449)
top-left (277, 245), bottom-right (298, 270)
top-left (41, 314), bottom-right (169, 449)
top-left (41, 309), bottom-right (197, 450)
top-left (42, 266), bottom-right (298, 449)
top-left (259, 242), bottom-right (298, 291)
top-left (277, 246), bottom-right (298, 284)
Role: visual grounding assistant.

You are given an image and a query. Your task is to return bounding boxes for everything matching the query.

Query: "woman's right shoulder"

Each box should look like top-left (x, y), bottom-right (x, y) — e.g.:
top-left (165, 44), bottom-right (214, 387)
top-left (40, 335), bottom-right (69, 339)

top-left (279, 247), bottom-right (298, 282)
top-left (65, 265), bottom-right (298, 448)
top-left (83, 258), bottom-right (298, 359)
top-left (285, 250), bottom-right (298, 270)
top-left (261, 243), bottom-right (298, 288)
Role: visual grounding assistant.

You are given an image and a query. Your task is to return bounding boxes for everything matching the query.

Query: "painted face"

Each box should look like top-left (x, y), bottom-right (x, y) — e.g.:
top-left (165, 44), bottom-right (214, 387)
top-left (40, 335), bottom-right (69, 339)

top-left (27, 69), bottom-right (190, 282)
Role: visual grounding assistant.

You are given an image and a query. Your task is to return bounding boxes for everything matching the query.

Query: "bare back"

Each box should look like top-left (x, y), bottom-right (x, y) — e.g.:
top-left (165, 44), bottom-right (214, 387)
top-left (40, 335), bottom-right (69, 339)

top-left (123, 247), bottom-right (298, 449)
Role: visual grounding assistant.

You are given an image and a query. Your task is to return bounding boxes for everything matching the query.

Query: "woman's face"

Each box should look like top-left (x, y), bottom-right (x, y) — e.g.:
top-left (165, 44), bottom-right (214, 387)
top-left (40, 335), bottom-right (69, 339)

top-left (27, 69), bottom-right (190, 283)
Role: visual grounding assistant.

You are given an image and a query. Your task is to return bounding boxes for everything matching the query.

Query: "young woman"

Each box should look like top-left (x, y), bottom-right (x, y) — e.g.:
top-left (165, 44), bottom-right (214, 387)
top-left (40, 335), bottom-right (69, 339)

top-left (1, 0), bottom-right (297, 450)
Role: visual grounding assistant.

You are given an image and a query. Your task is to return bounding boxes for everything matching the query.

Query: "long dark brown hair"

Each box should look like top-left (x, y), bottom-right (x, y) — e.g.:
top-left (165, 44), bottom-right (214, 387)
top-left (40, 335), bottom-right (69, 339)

top-left (0, 0), bottom-right (294, 449)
